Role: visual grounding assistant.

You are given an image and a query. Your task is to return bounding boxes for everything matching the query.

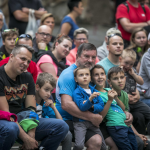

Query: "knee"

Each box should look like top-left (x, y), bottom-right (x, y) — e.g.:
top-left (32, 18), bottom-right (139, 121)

top-left (133, 112), bottom-right (145, 122)
top-left (8, 122), bottom-right (19, 137)
top-left (75, 144), bottom-right (85, 150)
top-left (63, 131), bottom-right (72, 142)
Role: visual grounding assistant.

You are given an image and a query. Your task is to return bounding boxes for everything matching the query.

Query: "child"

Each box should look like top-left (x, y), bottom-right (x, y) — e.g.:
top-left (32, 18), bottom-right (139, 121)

top-left (120, 49), bottom-right (144, 95)
top-left (73, 66), bottom-right (106, 150)
top-left (35, 72), bottom-right (72, 150)
top-left (91, 65), bottom-right (138, 150)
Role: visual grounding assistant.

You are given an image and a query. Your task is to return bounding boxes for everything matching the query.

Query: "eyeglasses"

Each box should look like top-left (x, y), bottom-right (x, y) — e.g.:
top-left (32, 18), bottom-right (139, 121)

top-left (4, 29), bottom-right (17, 32)
top-left (38, 32), bottom-right (52, 38)
top-left (75, 38), bottom-right (87, 41)
top-left (15, 34), bottom-right (32, 44)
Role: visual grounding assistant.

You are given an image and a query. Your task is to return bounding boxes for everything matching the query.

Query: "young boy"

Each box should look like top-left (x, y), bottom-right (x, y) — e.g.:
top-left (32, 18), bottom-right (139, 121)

top-left (35, 72), bottom-right (72, 150)
top-left (91, 65), bottom-right (138, 150)
top-left (0, 28), bottom-right (18, 61)
top-left (73, 66), bottom-right (106, 150)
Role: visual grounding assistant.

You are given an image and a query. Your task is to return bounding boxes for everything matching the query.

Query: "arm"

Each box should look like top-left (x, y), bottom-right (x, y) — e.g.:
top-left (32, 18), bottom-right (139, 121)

top-left (115, 97), bottom-right (125, 111)
top-left (51, 106), bottom-right (62, 120)
top-left (60, 23), bottom-right (71, 36)
top-left (128, 89), bottom-right (140, 104)
top-left (13, 10), bottom-right (29, 22)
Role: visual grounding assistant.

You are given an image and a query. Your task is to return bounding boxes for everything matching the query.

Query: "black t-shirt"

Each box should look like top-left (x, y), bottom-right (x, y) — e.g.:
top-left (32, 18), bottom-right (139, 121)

top-left (0, 65), bottom-right (35, 114)
top-left (8, 0), bottom-right (43, 34)
top-left (123, 68), bottom-right (137, 95)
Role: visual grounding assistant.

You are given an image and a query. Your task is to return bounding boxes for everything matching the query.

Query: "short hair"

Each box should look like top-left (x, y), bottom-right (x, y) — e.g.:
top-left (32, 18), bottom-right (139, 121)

top-left (2, 28), bottom-right (19, 41)
top-left (36, 72), bottom-right (56, 88)
top-left (67, 0), bottom-right (82, 12)
top-left (40, 13), bottom-right (55, 25)
top-left (52, 34), bottom-right (72, 50)
top-left (107, 66), bottom-right (124, 80)
top-left (0, 12), bottom-right (4, 21)
top-left (106, 28), bottom-right (121, 37)
top-left (74, 66), bottom-right (90, 77)
top-left (77, 43), bottom-right (97, 56)
top-left (107, 33), bottom-right (123, 45)
top-left (90, 64), bottom-right (105, 75)
top-left (11, 44), bottom-right (34, 56)
top-left (15, 37), bottom-right (33, 46)
top-left (73, 28), bottom-right (89, 39)
top-left (121, 48), bottom-right (137, 61)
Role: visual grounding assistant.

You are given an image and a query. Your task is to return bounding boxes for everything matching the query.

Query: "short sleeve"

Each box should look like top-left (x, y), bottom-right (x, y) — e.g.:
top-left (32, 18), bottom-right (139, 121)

top-left (116, 4), bottom-right (129, 20)
top-left (26, 73), bottom-right (35, 95)
top-left (61, 16), bottom-right (72, 25)
top-left (0, 79), bottom-right (5, 96)
top-left (8, 0), bottom-right (22, 13)
top-left (37, 55), bottom-right (54, 66)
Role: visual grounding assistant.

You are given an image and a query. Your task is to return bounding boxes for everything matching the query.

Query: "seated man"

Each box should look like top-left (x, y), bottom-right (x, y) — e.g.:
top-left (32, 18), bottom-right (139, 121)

top-left (0, 44), bottom-right (69, 150)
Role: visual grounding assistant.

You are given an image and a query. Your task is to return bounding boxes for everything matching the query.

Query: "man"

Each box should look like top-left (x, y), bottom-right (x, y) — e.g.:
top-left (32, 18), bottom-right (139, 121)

top-left (116, 0), bottom-right (150, 48)
top-left (0, 45), bottom-right (69, 150)
top-left (0, 12), bottom-right (4, 47)
top-left (66, 27), bottom-right (99, 64)
top-left (97, 28), bottom-right (121, 61)
top-left (56, 43), bottom-right (133, 150)
top-left (8, 0), bottom-right (47, 35)
top-left (0, 28), bottom-right (18, 61)
top-left (32, 25), bottom-right (52, 62)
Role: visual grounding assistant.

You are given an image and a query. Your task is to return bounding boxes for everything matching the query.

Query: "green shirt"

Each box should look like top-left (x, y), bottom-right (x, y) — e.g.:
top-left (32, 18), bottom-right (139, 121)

top-left (99, 88), bottom-right (128, 127)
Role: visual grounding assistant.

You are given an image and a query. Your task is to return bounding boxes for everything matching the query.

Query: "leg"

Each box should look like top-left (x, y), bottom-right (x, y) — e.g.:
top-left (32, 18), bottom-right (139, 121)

top-left (135, 135), bottom-right (144, 150)
top-left (0, 120), bottom-right (19, 150)
top-left (61, 131), bottom-right (72, 150)
top-left (35, 118), bottom-right (69, 150)
top-left (140, 98), bottom-right (150, 107)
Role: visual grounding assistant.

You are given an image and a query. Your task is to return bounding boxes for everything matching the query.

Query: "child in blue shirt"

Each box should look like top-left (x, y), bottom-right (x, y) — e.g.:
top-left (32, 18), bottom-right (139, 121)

top-left (72, 66), bottom-right (106, 150)
top-left (35, 72), bottom-right (72, 150)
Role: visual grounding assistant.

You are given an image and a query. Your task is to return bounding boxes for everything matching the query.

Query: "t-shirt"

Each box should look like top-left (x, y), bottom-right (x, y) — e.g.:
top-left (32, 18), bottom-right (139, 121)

top-left (8, 0), bottom-right (43, 34)
top-left (97, 57), bottom-right (119, 75)
top-left (116, 1), bottom-right (150, 41)
top-left (0, 65), bottom-right (35, 114)
top-left (55, 64), bottom-right (77, 120)
top-left (99, 88), bottom-right (127, 127)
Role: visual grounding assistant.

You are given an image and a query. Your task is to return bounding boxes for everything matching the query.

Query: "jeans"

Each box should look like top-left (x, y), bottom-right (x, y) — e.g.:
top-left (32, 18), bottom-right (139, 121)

top-left (35, 118), bottom-right (69, 150)
top-left (140, 98), bottom-right (150, 107)
top-left (0, 120), bottom-right (19, 150)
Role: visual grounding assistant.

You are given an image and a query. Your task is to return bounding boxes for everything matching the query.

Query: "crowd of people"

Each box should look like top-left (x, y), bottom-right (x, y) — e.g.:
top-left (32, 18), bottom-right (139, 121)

top-left (1, 0), bottom-right (150, 150)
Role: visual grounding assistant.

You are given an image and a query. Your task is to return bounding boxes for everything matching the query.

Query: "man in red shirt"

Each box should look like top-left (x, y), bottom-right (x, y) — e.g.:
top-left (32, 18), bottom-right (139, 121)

top-left (116, 0), bottom-right (150, 48)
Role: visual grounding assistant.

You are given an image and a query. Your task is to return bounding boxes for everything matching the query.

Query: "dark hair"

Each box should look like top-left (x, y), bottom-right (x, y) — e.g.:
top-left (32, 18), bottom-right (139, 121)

top-left (107, 33), bottom-right (123, 45)
top-left (15, 37), bottom-right (33, 46)
top-left (77, 43), bottom-right (97, 56)
top-left (11, 44), bottom-right (34, 56)
top-left (36, 72), bottom-right (56, 88)
top-left (74, 66), bottom-right (90, 77)
top-left (107, 66), bottom-right (124, 80)
top-left (67, 0), bottom-right (82, 12)
top-left (90, 64), bottom-right (105, 75)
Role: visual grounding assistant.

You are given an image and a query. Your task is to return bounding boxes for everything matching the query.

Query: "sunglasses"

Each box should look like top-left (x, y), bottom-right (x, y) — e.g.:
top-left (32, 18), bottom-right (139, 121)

top-left (4, 29), bottom-right (17, 32)
top-left (15, 34), bottom-right (32, 44)
top-left (107, 33), bottom-right (122, 40)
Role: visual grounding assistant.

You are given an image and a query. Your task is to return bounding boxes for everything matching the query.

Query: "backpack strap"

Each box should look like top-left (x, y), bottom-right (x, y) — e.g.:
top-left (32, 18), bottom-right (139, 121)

top-left (140, 3), bottom-right (146, 13)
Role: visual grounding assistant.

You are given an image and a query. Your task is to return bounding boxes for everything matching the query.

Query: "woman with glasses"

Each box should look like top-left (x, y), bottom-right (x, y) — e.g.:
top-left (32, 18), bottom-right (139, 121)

top-left (36, 34), bottom-right (72, 99)
top-left (60, 0), bottom-right (83, 48)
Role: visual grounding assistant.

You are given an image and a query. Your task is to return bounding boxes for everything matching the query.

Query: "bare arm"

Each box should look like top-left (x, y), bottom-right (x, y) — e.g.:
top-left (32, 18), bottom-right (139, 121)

top-left (52, 106), bottom-right (63, 120)
top-left (60, 23), bottom-right (71, 36)
top-left (119, 18), bottom-right (148, 33)
top-left (13, 10), bottom-right (29, 22)
top-left (25, 95), bottom-right (36, 109)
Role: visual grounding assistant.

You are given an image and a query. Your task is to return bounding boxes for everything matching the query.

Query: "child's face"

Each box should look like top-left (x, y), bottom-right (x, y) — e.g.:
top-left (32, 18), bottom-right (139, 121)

top-left (36, 82), bottom-right (54, 101)
top-left (92, 68), bottom-right (106, 88)
top-left (75, 68), bottom-right (91, 87)
top-left (120, 57), bottom-right (135, 72)
top-left (108, 72), bottom-right (126, 91)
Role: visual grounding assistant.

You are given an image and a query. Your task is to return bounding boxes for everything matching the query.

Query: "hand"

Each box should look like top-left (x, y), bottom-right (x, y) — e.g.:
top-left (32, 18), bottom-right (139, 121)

top-left (83, 100), bottom-right (87, 104)
top-left (128, 68), bottom-right (135, 76)
top-left (89, 92), bottom-right (100, 102)
top-left (128, 90), bottom-right (140, 104)
top-left (22, 7), bottom-right (30, 14)
top-left (10, 117), bottom-right (14, 122)
top-left (45, 99), bottom-right (54, 109)
top-left (90, 114), bottom-right (103, 127)
top-left (124, 111), bottom-right (133, 126)
top-left (38, 42), bottom-right (47, 50)
top-left (108, 89), bottom-right (118, 101)
top-left (38, 8), bottom-right (45, 11)
top-left (138, 134), bottom-right (148, 147)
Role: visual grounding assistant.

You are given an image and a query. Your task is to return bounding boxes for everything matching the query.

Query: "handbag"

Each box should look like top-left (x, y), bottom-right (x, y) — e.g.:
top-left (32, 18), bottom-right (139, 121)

top-left (25, 9), bottom-right (38, 38)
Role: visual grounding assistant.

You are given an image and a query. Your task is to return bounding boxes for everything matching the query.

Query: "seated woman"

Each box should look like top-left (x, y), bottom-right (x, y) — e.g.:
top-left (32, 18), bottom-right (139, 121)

top-left (60, 0), bottom-right (83, 48)
top-left (36, 35), bottom-right (72, 99)
top-left (127, 27), bottom-right (149, 73)
top-left (40, 13), bottom-right (56, 43)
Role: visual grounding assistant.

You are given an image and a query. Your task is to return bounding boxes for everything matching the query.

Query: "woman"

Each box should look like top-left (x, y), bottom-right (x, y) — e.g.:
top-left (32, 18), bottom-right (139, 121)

top-left (36, 35), bottom-right (72, 99)
top-left (127, 27), bottom-right (149, 73)
top-left (40, 13), bottom-right (56, 43)
top-left (60, 0), bottom-right (83, 48)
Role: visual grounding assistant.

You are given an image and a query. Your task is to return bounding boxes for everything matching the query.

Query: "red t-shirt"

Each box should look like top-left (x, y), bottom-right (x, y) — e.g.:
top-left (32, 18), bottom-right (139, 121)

top-left (0, 57), bottom-right (38, 83)
top-left (116, 1), bottom-right (150, 41)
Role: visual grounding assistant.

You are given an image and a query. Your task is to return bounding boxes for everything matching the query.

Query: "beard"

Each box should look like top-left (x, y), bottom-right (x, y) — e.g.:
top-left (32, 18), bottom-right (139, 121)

top-left (114, 54), bottom-right (121, 57)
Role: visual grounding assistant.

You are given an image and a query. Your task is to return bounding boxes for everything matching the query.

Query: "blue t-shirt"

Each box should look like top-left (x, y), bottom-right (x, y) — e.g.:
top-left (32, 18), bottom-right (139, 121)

top-left (97, 57), bottom-right (119, 75)
top-left (61, 16), bottom-right (79, 48)
top-left (55, 64), bottom-right (77, 120)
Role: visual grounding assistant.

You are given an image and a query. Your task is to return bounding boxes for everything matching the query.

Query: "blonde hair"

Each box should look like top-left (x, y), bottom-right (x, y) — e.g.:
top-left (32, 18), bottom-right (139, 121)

top-left (121, 48), bottom-right (137, 61)
top-left (40, 13), bottom-right (54, 25)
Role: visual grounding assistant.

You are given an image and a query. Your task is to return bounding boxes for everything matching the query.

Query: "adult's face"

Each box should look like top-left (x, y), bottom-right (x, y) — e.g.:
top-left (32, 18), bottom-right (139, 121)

top-left (74, 2), bottom-right (84, 15)
top-left (0, 15), bottom-right (3, 30)
top-left (43, 17), bottom-right (55, 30)
top-left (10, 48), bottom-right (32, 75)
top-left (76, 50), bottom-right (97, 69)
top-left (107, 36), bottom-right (124, 57)
top-left (74, 34), bottom-right (88, 48)
top-left (36, 25), bottom-right (52, 45)
top-left (18, 38), bottom-right (33, 47)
